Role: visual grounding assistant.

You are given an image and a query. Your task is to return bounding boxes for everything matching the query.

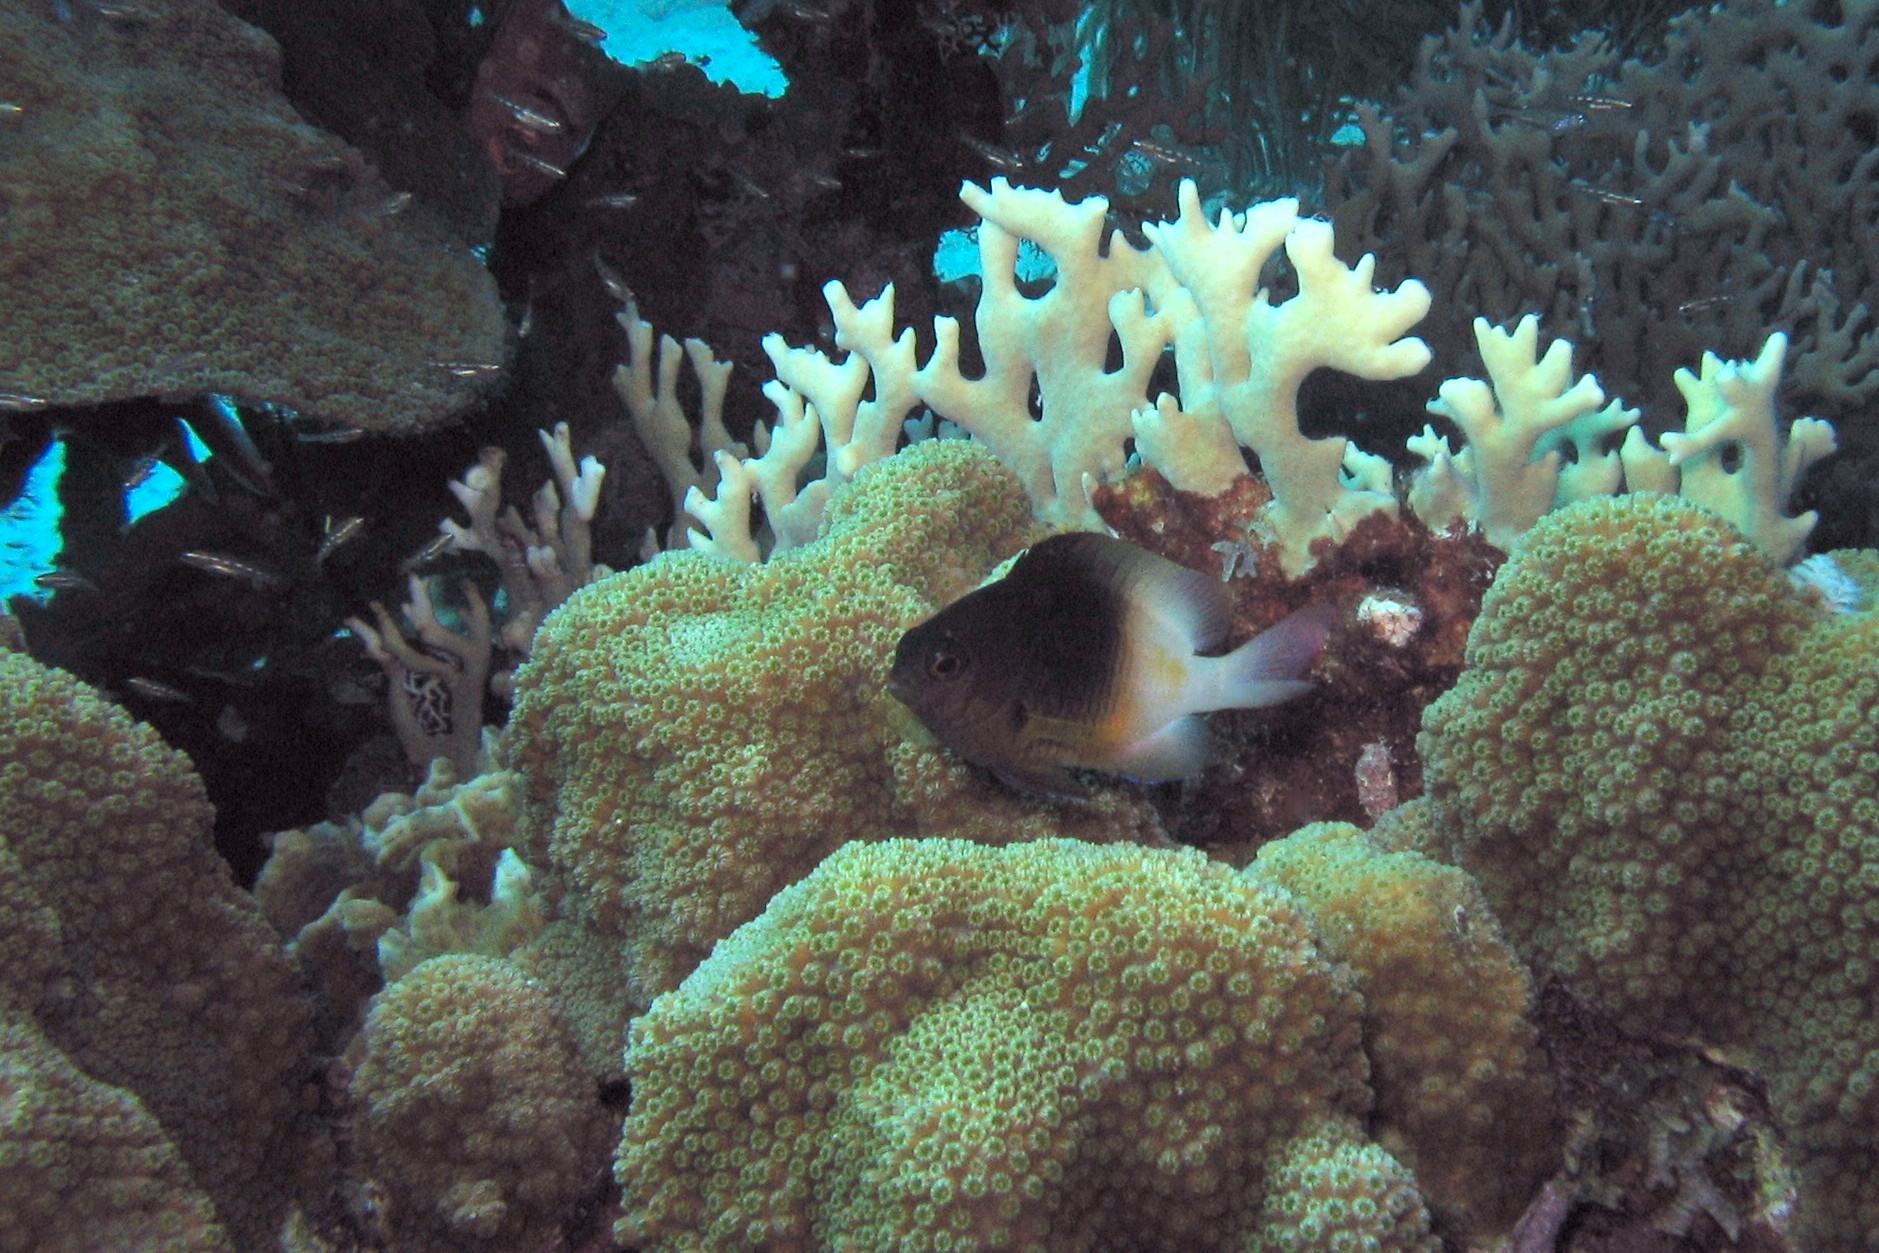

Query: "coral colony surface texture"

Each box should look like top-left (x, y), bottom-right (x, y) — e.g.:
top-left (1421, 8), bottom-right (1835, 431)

top-left (5, 1), bottom-right (1879, 1252)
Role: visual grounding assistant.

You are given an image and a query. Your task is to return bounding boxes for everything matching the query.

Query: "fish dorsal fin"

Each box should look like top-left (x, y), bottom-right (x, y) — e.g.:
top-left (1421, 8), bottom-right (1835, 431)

top-left (1118, 544), bottom-right (1231, 656)
top-left (1033, 532), bottom-right (1231, 655)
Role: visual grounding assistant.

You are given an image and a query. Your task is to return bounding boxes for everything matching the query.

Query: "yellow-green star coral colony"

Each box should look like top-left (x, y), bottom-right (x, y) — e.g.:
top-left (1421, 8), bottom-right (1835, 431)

top-left (1, 0), bottom-right (1878, 1251)
top-left (615, 836), bottom-right (1419, 1252)
top-left (1396, 496), bottom-right (1879, 1238)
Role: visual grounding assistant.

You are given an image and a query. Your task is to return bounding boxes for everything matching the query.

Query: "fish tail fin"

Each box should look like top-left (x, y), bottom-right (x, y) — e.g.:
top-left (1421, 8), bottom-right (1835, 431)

top-left (1204, 601), bottom-right (1334, 712)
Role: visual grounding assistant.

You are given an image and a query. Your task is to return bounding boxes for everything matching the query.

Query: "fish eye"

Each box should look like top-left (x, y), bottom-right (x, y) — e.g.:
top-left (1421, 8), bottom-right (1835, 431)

top-left (927, 649), bottom-right (965, 680)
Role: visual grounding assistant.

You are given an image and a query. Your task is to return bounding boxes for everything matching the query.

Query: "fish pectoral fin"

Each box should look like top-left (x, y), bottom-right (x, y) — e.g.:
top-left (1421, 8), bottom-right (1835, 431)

top-left (1102, 715), bottom-right (1218, 783)
top-left (991, 725), bottom-right (1093, 799)
top-left (991, 763), bottom-right (1091, 800)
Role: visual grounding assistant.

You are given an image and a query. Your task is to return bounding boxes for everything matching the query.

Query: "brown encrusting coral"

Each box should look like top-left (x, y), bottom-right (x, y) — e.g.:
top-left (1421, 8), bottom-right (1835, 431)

top-left (0, 636), bottom-right (328, 1249)
top-left (0, 0), bottom-right (507, 432)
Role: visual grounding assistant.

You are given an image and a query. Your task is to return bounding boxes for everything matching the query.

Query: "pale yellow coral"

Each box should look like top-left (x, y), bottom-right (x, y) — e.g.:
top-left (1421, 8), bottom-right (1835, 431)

top-left (1410, 315), bottom-right (1638, 548)
top-left (657, 177), bottom-right (1445, 571)
top-left (1146, 180), bottom-right (1433, 570)
top-left (914, 180), bottom-right (1177, 527)
top-left (255, 757), bottom-right (540, 1037)
top-left (1655, 332), bottom-right (1837, 564)
top-left (1251, 822), bottom-right (1558, 1241)
top-left (1405, 492), bottom-right (1879, 1245)
top-left (1415, 323), bottom-right (1835, 562)
top-left (0, 1011), bottom-right (229, 1253)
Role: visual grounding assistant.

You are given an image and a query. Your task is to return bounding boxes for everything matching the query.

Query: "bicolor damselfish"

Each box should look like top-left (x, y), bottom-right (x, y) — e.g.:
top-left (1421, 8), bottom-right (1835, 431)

top-left (888, 532), bottom-right (1331, 796)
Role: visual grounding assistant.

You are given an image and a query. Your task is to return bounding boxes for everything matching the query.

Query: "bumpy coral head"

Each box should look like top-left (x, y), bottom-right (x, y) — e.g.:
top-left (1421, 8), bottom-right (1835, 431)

top-left (1416, 491), bottom-right (1879, 1248)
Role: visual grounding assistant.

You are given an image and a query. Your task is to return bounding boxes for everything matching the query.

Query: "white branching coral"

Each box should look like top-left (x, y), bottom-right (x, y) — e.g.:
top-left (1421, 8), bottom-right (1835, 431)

top-left (617, 180), bottom-right (1435, 570)
top-left (350, 425), bottom-right (608, 772)
top-left (1146, 183), bottom-right (1434, 571)
top-left (1408, 316), bottom-right (1639, 550)
top-left (913, 180), bottom-right (1177, 528)
top-left (1649, 333), bottom-right (1837, 566)
top-left (704, 283), bottom-right (924, 558)
top-left (438, 423), bottom-right (607, 653)
top-left (616, 285), bottom-right (926, 563)
top-left (612, 301), bottom-right (743, 550)
top-left (766, 281), bottom-right (915, 484)
top-left (347, 575), bottom-right (492, 778)
top-left (610, 178), bottom-right (1836, 575)
top-left (1409, 324), bottom-right (1831, 566)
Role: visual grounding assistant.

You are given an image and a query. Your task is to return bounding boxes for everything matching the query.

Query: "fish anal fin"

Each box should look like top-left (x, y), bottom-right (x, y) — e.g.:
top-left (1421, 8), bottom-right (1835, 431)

top-left (1101, 714), bottom-right (1218, 783)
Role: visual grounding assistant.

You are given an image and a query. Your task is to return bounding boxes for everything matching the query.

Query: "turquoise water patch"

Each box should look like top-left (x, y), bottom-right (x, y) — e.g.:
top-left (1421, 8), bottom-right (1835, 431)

top-left (0, 440), bottom-right (65, 606)
top-left (933, 226), bottom-right (1058, 285)
top-left (567, 0), bottom-right (788, 97)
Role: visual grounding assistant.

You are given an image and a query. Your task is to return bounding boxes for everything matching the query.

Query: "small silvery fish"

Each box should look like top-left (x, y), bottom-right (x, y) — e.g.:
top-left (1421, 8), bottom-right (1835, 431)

top-left (402, 532), bottom-right (455, 571)
top-left (1129, 138), bottom-right (1202, 169)
top-left (957, 133), bottom-right (1029, 172)
top-left (593, 253), bottom-right (634, 302)
top-left (316, 515), bottom-right (364, 564)
top-left (178, 550), bottom-right (284, 590)
top-left (889, 532), bottom-right (1331, 796)
top-left (294, 425), bottom-right (366, 444)
top-left (493, 94), bottom-right (565, 135)
top-left (34, 570), bottom-right (98, 593)
top-left (1568, 181), bottom-right (1647, 209)
top-left (121, 452), bottom-right (162, 492)
top-left (557, 12), bottom-right (605, 42)
top-left (430, 359), bottom-right (505, 379)
top-left (124, 677), bottom-right (192, 704)
top-left (510, 151), bottom-right (568, 179)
